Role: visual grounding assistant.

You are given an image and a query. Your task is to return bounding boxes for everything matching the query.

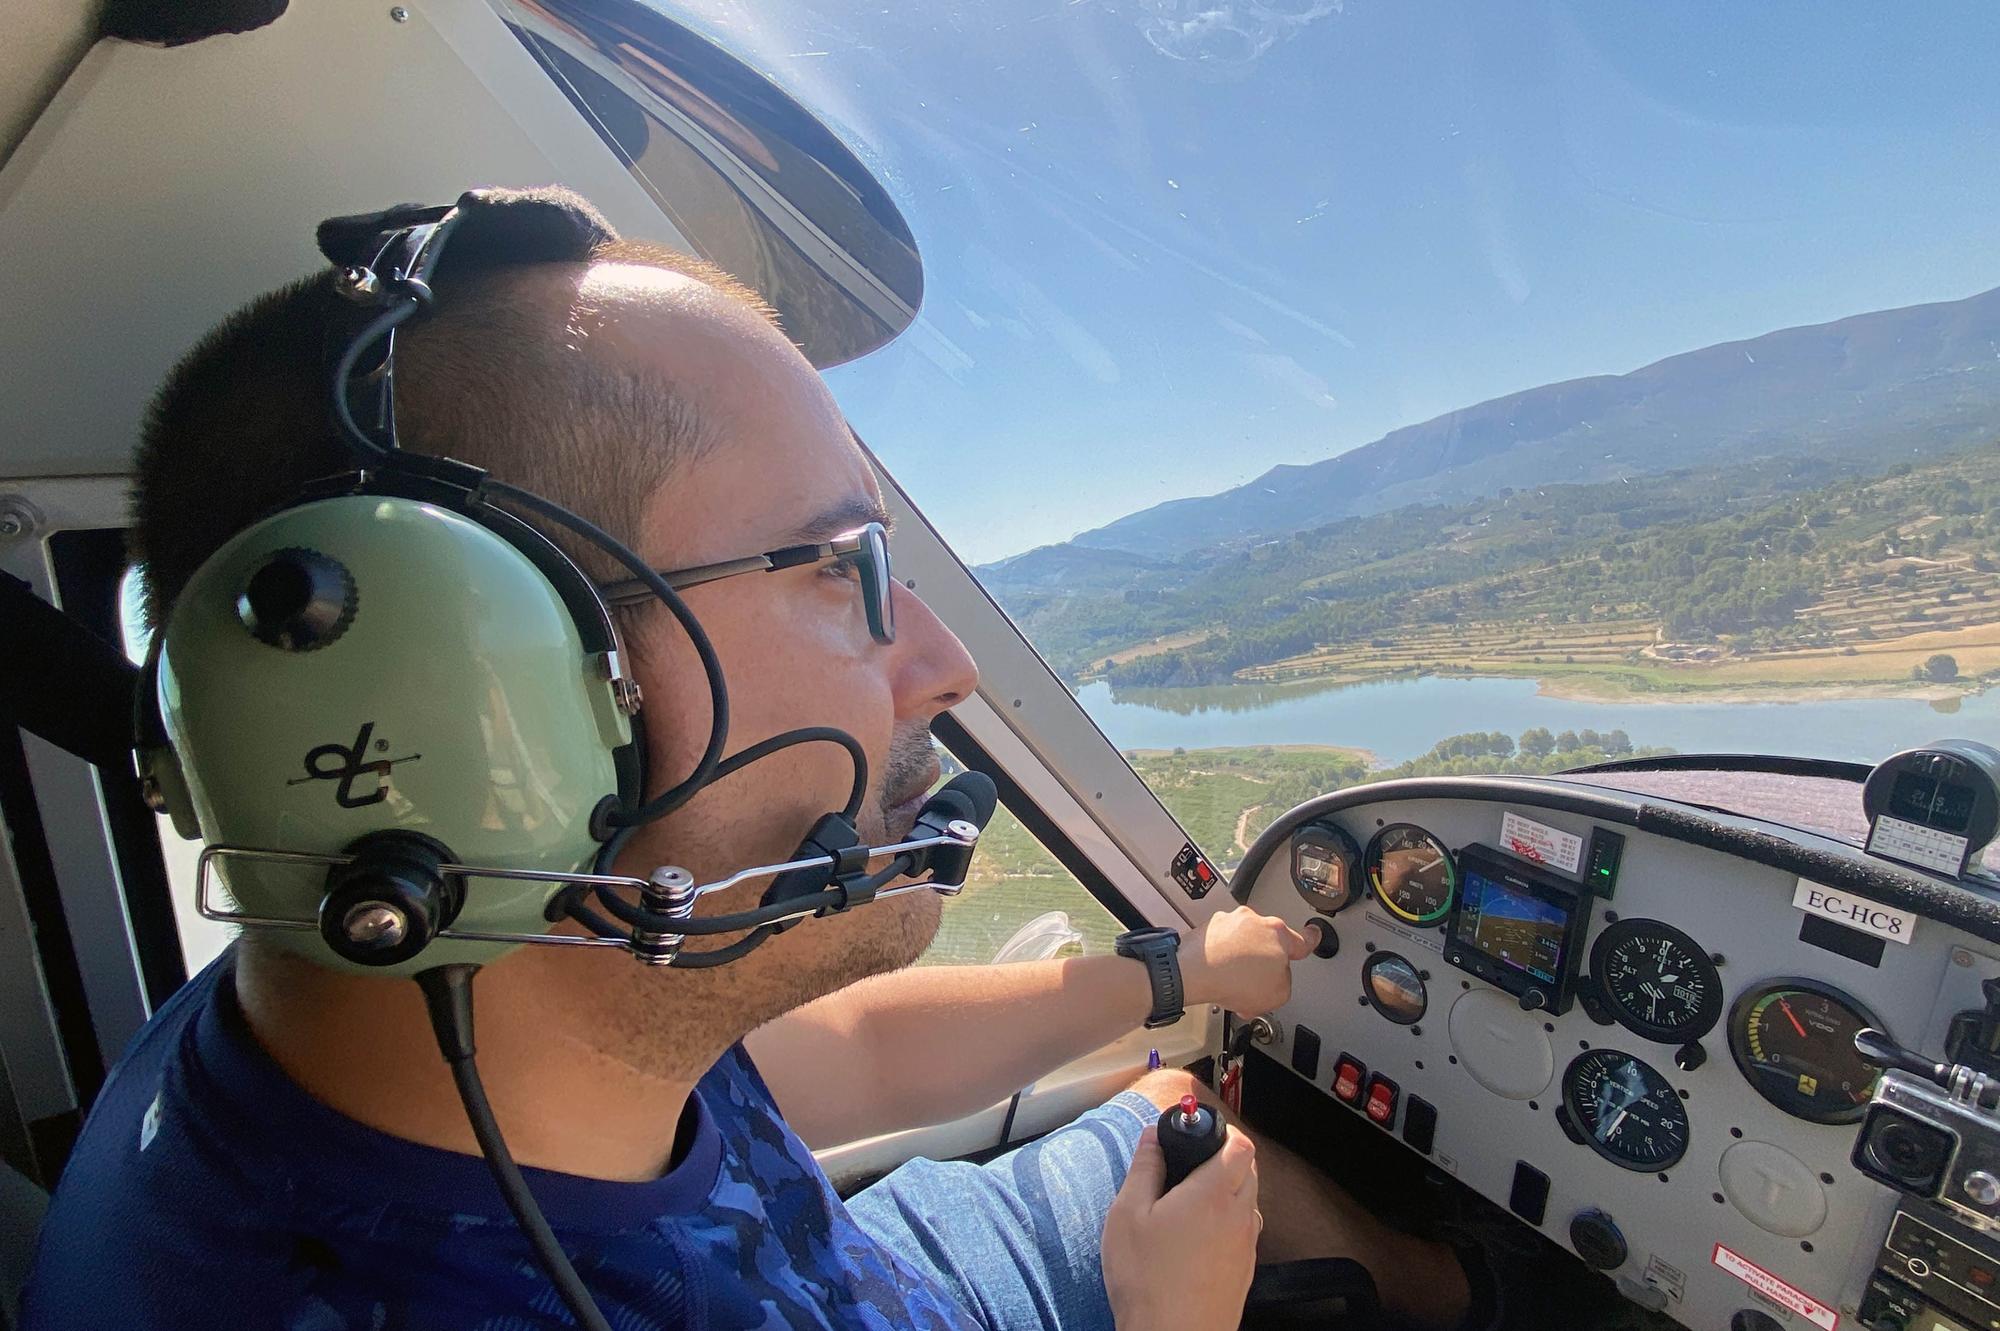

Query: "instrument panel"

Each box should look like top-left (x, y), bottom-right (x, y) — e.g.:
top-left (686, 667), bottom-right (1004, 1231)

top-left (1240, 787), bottom-right (2000, 1331)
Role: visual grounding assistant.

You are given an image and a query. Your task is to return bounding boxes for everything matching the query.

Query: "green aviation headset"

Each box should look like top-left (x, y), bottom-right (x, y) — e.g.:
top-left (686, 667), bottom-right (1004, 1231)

top-left (132, 189), bottom-right (993, 1331)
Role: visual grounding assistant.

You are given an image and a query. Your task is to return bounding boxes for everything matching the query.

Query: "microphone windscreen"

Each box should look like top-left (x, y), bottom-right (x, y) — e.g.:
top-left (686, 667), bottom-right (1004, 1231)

top-left (940, 771), bottom-right (998, 828)
top-left (917, 787), bottom-right (974, 827)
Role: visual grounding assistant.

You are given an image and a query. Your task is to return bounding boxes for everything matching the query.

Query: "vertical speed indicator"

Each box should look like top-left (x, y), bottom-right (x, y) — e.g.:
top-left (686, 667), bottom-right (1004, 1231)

top-left (1558, 1049), bottom-right (1690, 1172)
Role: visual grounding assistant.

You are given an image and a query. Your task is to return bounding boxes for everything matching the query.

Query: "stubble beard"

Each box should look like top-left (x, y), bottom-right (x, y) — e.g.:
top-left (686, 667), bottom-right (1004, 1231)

top-left (584, 724), bottom-right (947, 1082)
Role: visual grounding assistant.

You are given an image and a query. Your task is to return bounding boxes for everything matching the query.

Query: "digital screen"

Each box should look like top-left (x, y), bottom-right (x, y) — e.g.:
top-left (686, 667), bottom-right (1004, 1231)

top-left (1297, 847), bottom-right (1332, 886)
top-left (1458, 868), bottom-right (1568, 983)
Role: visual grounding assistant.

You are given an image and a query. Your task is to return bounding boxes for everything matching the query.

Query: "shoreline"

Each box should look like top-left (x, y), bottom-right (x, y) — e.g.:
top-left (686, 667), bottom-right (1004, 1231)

top-left (1124, 741), bottom-right (1379, 765)
top-left (1528, 675), bottom-right (1968, 703)
top-left (1526, 675), bottom-right (1977, 706)
top-left (1127, 664), bottom-right (1989, 709)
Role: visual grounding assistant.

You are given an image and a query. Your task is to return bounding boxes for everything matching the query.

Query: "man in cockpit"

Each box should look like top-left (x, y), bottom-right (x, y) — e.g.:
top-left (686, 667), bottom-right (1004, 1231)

top-left (24, 189), bottom-right (1480, 1331)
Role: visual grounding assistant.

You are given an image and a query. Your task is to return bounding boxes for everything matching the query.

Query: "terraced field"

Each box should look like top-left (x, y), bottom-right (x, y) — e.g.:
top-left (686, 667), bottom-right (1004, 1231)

top-left (1235, 547), bottom-right (2000, 696)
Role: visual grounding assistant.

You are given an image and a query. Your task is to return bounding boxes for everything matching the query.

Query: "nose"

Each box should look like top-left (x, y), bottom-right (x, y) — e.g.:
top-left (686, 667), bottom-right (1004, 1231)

top-left (889, 579), bottom-right (978, 718)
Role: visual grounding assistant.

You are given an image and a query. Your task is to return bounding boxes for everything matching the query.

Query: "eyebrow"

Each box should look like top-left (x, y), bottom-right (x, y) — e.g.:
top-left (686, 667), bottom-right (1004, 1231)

top-left (783, 494), bottom-right (894, 545)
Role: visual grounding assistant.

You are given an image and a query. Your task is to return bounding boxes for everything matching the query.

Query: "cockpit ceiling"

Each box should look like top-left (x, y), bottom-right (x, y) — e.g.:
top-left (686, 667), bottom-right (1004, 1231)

top-left (0, 0), bottom-right (925, 481)
top-left (1, 1), bottom-right (102, 170)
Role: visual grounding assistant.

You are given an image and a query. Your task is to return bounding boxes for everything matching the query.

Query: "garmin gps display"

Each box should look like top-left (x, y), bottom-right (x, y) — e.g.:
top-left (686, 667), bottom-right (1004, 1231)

top-left (1457, 869), bottom-right (1566, 985)
top-left (1442, 842), bottom-right (1593, 1015)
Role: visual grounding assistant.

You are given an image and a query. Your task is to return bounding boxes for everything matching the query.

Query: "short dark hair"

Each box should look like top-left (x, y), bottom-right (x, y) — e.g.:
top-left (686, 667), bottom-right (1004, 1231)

top-left (131, 234), bottom-right (778, 628)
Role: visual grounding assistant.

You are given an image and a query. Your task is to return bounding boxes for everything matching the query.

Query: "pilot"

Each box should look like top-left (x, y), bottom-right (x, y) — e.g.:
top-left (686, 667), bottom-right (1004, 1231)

top-left (23, 188), bottom-right (1480, 1331)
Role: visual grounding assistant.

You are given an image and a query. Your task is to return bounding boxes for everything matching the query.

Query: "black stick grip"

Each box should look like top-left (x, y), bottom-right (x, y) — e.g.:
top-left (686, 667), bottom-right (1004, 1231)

top-left (1158, 1099), bottom-right (1225, 1191)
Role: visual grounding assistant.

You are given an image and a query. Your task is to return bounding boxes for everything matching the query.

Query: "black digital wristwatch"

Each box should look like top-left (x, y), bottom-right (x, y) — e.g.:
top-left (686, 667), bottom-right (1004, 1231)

top-left (1115, 926), bottom-right (1186, 1029)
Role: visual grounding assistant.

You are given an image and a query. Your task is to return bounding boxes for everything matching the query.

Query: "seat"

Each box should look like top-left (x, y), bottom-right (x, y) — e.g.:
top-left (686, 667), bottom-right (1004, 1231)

top-left (0, 1159), bottom-right (47, 1331)
top-left (1243, 1257), bottom-right (1381, 1327)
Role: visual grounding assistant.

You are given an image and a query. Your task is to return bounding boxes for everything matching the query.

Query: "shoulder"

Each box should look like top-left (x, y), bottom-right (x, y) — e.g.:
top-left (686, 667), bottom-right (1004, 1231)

top-left (23, 954), bottom-right (289, 1328)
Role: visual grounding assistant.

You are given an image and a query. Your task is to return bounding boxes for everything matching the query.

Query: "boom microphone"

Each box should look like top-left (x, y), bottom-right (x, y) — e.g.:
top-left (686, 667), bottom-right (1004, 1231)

top-left (908, 772), bottom-right (997, 888)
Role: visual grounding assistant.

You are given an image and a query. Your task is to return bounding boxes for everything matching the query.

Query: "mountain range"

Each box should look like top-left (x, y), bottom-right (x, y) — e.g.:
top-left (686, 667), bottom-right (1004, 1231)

top-left (983, 282), bottom-right (2000, 583)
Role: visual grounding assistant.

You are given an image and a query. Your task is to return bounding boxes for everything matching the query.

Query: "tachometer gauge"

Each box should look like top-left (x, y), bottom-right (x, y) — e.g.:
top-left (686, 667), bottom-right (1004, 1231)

top-left (1559, 1049), bottom-right (1690, 1172)
top-left (1589, 918), bottom-right (1722, 1044)
top-left (1290, 820), bottom-right (1362, 916)
top-left (1728, 979), bottom-right (1887, 1125)
top-left (1364, 824), bottom-right (1456, 926)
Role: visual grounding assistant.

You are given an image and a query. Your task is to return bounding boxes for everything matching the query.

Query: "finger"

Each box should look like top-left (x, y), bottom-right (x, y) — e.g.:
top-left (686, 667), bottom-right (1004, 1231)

top-left (1282, 922), bottom-right (1312, 960)
top-left (1231, 1150), bottom-right (1260, 1199)
top-left (1204, 1128), bottom-right (1258, 1195)
top-left (1118, 1127), bottom-right (1165, 1207)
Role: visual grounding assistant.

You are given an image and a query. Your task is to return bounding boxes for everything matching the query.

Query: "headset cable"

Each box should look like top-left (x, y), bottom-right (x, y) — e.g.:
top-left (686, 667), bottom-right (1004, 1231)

top-left (417, 964), bottom-right (615, 1331)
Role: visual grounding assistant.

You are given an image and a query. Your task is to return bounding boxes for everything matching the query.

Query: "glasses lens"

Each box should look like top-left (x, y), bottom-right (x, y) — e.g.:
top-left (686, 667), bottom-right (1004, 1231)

top-left (863, 524), bottom-right (895, 644)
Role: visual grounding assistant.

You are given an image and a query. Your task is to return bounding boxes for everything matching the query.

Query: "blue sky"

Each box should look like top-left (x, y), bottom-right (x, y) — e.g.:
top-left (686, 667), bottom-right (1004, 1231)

top-left (679, 1), bottom-right (2000, 565)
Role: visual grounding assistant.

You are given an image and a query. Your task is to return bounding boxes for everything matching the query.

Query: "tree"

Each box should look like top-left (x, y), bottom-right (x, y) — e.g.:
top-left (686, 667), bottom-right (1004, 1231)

top-left (1555, 730), bottom-right (1581, 752)
top-left (1923, 653), bottom-right (1960, 682)
top-left (1519, 728), bottom-right (1555, 758)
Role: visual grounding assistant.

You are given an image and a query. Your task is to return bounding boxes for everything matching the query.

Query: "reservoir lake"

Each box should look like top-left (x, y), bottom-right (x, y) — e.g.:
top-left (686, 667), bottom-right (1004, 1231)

top-left (1075, 675), bottom-right (1998, 767)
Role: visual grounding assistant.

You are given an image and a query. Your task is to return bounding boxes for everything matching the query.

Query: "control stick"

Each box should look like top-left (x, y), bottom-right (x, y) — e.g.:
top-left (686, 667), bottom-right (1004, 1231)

top-left (1159, 1093), bottom-right (1226, 1190)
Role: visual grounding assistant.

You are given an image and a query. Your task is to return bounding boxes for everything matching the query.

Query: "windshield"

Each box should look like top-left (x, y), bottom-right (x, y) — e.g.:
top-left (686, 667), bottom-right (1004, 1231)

top-left (664, 1), bottom-right (1999, 872)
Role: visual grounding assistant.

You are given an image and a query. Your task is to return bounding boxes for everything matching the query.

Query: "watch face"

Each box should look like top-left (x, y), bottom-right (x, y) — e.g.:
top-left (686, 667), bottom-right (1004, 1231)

top-left (1120, 927), bottom-right (1180, 951)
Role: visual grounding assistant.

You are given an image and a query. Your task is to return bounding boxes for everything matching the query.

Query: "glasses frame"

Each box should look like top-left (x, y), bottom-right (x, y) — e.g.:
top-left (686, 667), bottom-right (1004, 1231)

top-left (596, 521), bottom-right (895, 644)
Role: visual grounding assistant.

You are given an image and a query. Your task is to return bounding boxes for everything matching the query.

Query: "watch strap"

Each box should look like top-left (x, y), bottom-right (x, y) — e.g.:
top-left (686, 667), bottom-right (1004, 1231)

top-left (1117, 929), bottom-right (1185, 1029)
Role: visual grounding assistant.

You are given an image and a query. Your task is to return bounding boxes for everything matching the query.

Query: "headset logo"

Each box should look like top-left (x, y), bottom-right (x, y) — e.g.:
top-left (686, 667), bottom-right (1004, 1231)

top-left (288, 722), bottom-right (422, 809)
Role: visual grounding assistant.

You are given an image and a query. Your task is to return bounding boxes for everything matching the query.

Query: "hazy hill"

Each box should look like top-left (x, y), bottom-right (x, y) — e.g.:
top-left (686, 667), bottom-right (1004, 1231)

top-left (1044, 283), bottom-right (2000, 563)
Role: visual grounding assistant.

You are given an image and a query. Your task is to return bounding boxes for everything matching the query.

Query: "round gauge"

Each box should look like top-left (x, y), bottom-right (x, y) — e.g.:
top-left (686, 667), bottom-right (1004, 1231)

top-left (1560, 1049), bottom-right (1691, 1172)
top-left (1590, 918), bottom-right (1723, 1044)
top-left (1364, 824), bottom-right (1456, 926)
top-left (1728, 979), bottom-right (1888, 1125)
top-left (1363, 951), bottom-right (1428, 1025)
top-left (1290, 820), bottom-right (1362, 916)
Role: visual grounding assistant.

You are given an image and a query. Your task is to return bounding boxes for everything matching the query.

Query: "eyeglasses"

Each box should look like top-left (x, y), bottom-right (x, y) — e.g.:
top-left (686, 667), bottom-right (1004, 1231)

top-left (596, 522), bottom-right (895, 645)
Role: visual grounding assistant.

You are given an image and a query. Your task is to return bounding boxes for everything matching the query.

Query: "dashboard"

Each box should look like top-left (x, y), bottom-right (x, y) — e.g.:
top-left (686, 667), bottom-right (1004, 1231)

top-left (1234, 772), bottom-right (2000, 1331)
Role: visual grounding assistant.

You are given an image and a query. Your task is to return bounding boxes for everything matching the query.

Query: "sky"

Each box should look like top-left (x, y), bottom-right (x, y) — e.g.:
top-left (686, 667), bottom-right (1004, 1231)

top-left (668, 1), bottom-right (2000, 565)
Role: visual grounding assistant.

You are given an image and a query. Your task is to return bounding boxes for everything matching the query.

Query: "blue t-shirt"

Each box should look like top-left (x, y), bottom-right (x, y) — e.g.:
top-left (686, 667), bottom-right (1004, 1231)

top-left (23, 953), bottom-right (983, 1330)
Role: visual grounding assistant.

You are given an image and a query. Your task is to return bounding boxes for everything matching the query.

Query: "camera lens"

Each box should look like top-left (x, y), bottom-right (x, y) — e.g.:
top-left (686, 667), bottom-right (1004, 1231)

top-left (1878, 1123), bottom-right (1938, 1172)
top-left (1857, 1110), bottom-right (1953, 1193)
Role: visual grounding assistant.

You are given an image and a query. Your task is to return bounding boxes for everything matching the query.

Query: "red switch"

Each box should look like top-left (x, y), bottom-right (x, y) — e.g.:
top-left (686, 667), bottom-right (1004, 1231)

top-left (1195, 861), bottom-right (1214, 883)
top-left (1971, 1267), bottom-right (1993, 1289)
top-left (1332, 1054), bottom-right (1367, 1106)
top-left (1364, 1073), bottom-right (1399, 1128)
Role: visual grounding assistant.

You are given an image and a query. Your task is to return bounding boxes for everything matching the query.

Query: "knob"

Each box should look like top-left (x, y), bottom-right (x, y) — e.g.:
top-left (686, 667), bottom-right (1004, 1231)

top-left (238, 547), bottom-right (357, 651)
top-left (317, 831), bottom-right (463, 966)
top-left (1520, 987), bottom-right (1549, 1012)
top-left (1302, 918), bottom-right (1340, 959)
top-left (1569, 1208), bottom-right (1627, 1271)
top-left (1966, 1170), bottom-right (2000, 1207)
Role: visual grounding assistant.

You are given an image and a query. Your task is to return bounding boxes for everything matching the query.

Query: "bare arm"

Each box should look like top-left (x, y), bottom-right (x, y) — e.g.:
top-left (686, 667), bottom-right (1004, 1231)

top-left (746, 906), bottom-right (1307, 1149)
